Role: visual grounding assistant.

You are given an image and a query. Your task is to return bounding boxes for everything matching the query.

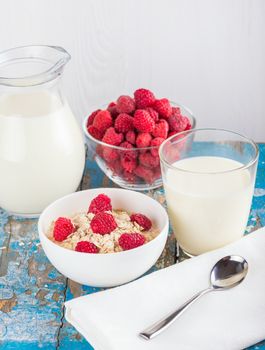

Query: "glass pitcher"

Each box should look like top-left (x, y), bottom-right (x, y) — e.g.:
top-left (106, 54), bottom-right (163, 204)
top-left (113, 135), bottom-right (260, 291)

top-left (0, 45), bottom-right (85, 216)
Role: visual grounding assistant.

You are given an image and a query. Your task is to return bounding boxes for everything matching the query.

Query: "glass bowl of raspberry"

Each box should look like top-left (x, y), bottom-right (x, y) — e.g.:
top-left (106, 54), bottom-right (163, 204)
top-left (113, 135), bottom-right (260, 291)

top-left (83, 89), bottom-right (196, 190)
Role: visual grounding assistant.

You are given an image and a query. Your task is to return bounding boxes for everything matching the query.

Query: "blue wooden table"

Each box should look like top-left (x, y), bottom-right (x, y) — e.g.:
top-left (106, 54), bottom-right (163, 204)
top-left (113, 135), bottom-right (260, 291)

top-left (0, 145), bottom-right (265, 349)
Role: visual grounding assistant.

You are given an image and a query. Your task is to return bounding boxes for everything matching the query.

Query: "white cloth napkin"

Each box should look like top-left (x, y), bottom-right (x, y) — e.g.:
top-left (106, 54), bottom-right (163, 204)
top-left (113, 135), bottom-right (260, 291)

top-left (65, 228), bottom-right (265, 350)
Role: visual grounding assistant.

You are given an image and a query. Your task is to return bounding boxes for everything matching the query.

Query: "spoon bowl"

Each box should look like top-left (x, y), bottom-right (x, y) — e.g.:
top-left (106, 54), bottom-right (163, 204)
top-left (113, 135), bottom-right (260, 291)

top-left (210, 255), bottom-right (248, 289)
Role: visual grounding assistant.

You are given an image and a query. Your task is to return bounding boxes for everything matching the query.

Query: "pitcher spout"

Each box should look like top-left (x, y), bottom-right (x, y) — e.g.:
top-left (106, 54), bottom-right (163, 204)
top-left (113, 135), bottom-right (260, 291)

top-left (0, 45), bottom-right (71, 87)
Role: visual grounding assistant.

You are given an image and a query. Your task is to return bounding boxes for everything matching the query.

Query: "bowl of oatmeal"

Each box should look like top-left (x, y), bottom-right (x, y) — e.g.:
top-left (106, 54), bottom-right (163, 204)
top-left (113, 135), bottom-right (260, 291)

top-left (38, 188), bottom-right (169, 287)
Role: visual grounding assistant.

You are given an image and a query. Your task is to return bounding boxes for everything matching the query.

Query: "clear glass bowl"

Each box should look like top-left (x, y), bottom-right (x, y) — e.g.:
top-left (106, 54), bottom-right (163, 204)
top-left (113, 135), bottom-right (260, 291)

top-left (83, 102), bottom-right (196, 190)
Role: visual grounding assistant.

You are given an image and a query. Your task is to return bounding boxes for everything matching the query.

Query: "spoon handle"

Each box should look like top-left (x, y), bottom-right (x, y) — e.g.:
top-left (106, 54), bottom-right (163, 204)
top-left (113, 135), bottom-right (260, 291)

top-left (139, 287), bottom-right (213, 340)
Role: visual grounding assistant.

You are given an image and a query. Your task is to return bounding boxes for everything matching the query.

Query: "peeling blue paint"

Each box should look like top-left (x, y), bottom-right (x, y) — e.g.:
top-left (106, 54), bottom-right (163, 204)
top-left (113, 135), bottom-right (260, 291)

top-left (0, 145), bottom-right (264, 349)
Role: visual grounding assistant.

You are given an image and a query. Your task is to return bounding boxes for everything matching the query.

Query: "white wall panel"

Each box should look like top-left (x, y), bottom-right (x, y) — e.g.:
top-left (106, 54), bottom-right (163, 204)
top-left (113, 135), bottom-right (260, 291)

top-left (0, 0), bottom-right (264, 140)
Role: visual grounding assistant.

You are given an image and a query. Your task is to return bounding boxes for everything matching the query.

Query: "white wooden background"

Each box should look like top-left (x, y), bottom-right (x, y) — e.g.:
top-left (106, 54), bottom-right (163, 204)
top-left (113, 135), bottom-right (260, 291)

top-left (0, 0), bottom-right (264, 140)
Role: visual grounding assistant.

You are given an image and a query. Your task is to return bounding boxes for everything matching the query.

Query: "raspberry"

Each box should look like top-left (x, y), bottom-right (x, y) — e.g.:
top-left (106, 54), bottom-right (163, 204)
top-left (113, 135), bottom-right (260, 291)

top-left (93, 110), bottom-right (113, 132)
top-left (130, 213), bottom-right (152, 230)
top-left (168, 114), bottom-right (188, 132)
top-left (53, 217), bottom-right (75, 242)
top-left (102, 147), bottom-right (119, 162)
top-left (145, 107), bottom-right (159, 122)
top-left (134, 88), bottom-right (156, 109)
top-left (172, 106), bottom-right (181, 116)
top-left (153, 98), bottom-right (172, 119)
top-left (152, 119), bottom-right (169, 139)
top-left (114, 113), bottom-right (134, 133)
top-left (121, 157), bottom-right (137, 173)
top-left (133, 109), bottom-right (155, 133)
top-left (87, 125), bottom-right (104, 140)
top-left (87, 109), bottom-right (101, 126)
top-left (107, 159), bottom-right (123, 175)
top-left (96, 145), bottom-right (104, 158)
top-left (90, 212), bottom-right (117, 235)
top-left (136, 132), bottom-right (152, 148)
top-left (139, 152), bottom-right (160, 169)
top-left (102, 127), bottom-right (123, 145)
top-left (134, 165), bottom-right (154, 183)
top-left (116, 95), bottom-right (135, 114)
top-left (107, 102), bottom-right (119, 118)
top-left (123, 170), bottom-right (137, 183)
top-left (88, 194), bottom-right (112, 214)
top-left (184, 116), bottom-right (192, 130)
top-left (120, 141), bottom-right (138, 159)
top-left (153, 166), bottom-right (162, 180)
top-left (119, 233), bottom-right (146, 251)
top-left (126, 130), bottom-right (136, 145)
top-left (108, 102), bottom-right (116, 108)
top-left (150, 137), bottom-right (165, 157)
top-left (75, 241), bottom-right (99, 253)
top-left (120, 140), bottom-right (134, 149)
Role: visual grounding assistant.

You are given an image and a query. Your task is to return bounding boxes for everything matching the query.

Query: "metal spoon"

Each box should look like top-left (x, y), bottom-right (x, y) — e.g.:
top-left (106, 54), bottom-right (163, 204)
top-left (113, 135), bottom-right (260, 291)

top-left (139, 255), bottom-right (248, 340)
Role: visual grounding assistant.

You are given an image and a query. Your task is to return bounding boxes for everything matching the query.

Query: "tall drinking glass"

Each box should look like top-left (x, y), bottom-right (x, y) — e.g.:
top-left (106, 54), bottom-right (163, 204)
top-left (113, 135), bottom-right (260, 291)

top-left (159, 128), bottom-right (259, 256)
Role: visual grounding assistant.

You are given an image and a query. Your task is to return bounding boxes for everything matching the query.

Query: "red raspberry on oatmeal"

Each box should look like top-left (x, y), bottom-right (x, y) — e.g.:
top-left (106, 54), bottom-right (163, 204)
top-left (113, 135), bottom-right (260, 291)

top-left (88, 194), bottom-right (112, 214)
top-left (90, 212), bottom-right (117, 235)
top-left (48, 194), bottom-right (158, 253)
top-left (53, 217), bottom-right (75, 242)
top-left (75, 241), bottom-right (99, 253)
top-left (119, 233), bottom-right (145, 251)
top-left (130, 213), bottom-right (152, 231)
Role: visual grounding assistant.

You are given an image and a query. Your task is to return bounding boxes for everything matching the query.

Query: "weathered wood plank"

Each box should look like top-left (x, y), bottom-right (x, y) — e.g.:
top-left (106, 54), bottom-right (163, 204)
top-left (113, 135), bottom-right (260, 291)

top-left (0, 214), bottom-right (66, 349)
top-left (0, 144), bottom-right (264, 349)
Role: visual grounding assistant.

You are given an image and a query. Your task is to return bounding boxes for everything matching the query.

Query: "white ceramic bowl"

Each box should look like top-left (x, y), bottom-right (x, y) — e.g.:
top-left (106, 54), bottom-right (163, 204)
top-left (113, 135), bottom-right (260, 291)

top-left (38, 188), bottom-right (169, 287)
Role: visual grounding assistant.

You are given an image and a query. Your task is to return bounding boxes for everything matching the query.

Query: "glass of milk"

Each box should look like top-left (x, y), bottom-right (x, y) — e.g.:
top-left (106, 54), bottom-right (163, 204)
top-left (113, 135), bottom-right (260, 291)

top-left (0, 46), bottom-right (85, 216)
top-left (159, 128), bottom-right (259, 256)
